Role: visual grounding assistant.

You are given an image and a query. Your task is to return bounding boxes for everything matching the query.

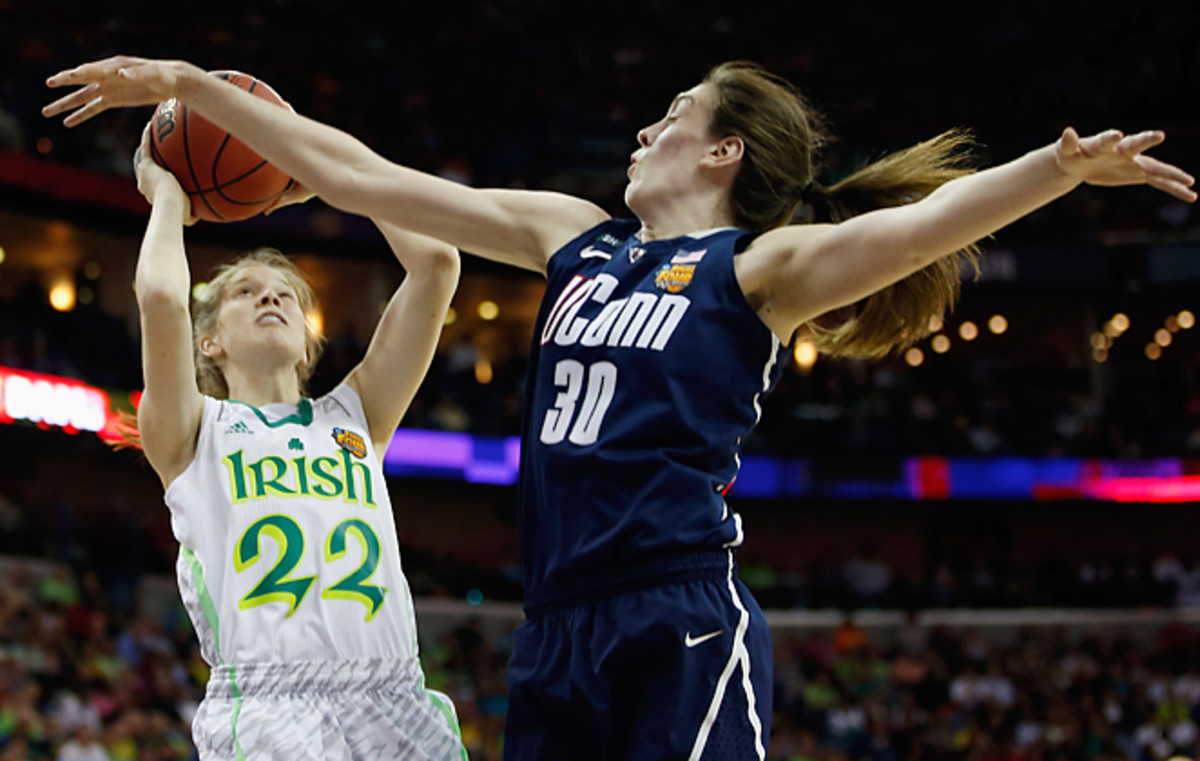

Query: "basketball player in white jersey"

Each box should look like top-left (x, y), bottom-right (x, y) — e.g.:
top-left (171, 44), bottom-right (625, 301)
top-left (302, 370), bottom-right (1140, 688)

top-left (130, 130), bottom-right (467, 760)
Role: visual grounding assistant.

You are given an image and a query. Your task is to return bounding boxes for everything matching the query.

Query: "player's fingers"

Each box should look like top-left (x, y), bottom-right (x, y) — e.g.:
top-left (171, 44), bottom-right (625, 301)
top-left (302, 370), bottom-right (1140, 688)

top-left (136, 124), bottom-right (153, 170)
top-left (1078, 129), bottom-right (1124, 158)
top-left (1116, 130), bottom-right (1166, 156)
top-left (46, 63), bottom-right (110, 88)
top-left (41, 83), bottom-right (100, 118)
top-left (1145, 175), bottom-right (1199, 203)
top-left (62, 95), bottom-right (113, 129)
top-left (1059, 127), bottom-right (1080, 155)
top-left (46, 56), bottom-right (145, 88)
top-left (1134, 154), bottom-right (1196, 188)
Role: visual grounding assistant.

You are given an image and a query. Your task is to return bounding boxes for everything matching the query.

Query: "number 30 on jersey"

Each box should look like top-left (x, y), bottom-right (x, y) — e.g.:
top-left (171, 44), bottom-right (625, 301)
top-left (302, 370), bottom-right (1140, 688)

top-left (539, 360), bottom-right (617, 446)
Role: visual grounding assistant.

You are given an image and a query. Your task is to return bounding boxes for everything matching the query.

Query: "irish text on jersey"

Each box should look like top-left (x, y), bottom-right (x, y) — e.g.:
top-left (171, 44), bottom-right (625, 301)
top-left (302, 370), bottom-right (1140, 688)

top-left (222, 448), bottom-right (377, 507)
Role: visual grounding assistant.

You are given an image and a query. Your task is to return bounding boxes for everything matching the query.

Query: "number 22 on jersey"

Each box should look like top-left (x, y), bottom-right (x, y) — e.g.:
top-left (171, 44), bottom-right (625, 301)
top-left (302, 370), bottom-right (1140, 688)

top-left (234, 514), bottom-right (387, 621)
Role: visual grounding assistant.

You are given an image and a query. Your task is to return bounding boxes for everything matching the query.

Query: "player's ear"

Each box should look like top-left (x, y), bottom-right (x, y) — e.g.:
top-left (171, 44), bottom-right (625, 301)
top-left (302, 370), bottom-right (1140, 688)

top-left (199, 335), bottom-right (222, 359)
top-left (701, 136), bottom-right (743, 170)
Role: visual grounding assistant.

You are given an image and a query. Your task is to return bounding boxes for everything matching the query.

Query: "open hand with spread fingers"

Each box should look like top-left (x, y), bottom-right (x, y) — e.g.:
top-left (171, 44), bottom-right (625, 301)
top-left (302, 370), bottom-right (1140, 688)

top-left (43, 56), bottom-right (205, 128)
top-left (1055, 127), bottom-right (1196, 202)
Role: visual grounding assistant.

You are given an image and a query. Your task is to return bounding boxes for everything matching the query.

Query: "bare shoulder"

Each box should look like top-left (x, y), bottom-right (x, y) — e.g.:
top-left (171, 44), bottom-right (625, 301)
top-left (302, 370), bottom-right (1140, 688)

top-left (736, 225), bottom-right (832, 296)
top-left (139, 391), bottom-right (204, 490)
top-left (743, 223), bottom-right (832, 255)
top-left (734, 224), bottom-right (840, 339)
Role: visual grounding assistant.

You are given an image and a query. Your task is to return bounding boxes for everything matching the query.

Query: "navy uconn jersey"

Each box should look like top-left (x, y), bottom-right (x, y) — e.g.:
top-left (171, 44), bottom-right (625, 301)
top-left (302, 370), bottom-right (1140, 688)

top-left (519, 219), bottom-right (786, 608)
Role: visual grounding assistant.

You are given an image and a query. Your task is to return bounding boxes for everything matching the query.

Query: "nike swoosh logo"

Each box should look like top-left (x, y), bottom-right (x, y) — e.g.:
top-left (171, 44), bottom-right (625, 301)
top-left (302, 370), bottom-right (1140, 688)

top-left (684, 629), bottom-right (725, 648)
top-left (580, 246), bottom-right (612, 260)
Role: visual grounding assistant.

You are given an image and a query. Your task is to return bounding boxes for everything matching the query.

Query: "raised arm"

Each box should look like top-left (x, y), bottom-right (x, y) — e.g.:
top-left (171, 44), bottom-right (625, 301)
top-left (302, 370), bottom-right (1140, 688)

top-left (44, 57), bottom-right (609, 273)
top-left (131, 135), bottom-right (205, 487)
top-left (739, 128), bottom-right (1197, 340)
top-left (345, 222), bottom-right (460, 460)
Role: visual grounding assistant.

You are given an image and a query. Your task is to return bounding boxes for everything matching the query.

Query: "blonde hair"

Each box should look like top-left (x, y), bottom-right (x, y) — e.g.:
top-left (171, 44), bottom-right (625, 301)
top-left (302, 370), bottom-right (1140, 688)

top-left (703, 61), bottom-right (980, 358)
top-left (113, 248), bottom-right (325, 451)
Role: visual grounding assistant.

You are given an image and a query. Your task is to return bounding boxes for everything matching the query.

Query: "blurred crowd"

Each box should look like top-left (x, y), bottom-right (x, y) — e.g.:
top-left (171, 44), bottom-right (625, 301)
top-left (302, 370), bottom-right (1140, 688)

top-left (769, 617), bottom-right (1200, 761)
top-left (0, 560), bottom-right (197, 761)
top-left (749, 342), bottom-right (1200, 460)
top-left (0, 284), bottom-right (141, 392)
top-left (741, 548), bottom-right (1200, 613)
top-left (7, 554), bottom-right (1200, 761)
top-left (5, 285), bottom-right (1200, 460)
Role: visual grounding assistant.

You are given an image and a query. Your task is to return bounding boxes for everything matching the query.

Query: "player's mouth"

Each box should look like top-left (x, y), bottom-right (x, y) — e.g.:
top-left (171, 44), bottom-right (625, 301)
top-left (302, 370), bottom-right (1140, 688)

top-left (256, 310), bottom-right (287, 326)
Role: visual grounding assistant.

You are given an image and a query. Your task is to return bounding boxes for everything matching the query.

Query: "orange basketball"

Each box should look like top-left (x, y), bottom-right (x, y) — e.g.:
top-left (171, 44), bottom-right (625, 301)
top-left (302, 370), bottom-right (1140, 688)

top-left (148, 71), bottom-right (294, 223)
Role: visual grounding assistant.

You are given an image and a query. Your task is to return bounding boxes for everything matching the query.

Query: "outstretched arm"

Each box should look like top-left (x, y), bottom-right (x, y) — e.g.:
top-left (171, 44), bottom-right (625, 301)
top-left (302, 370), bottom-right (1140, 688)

top-left (345, 222), bottom-right (460, 460)
top-left (739, 128), bottom-right (1196, 339)
top-left (131, 132), bottom-right (205, 487)
top-left (44, 57), bottom-right (609, 273)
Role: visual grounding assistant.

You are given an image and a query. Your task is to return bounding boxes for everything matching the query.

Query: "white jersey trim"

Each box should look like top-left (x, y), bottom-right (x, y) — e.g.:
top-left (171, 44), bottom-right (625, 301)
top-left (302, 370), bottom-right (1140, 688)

top-left (687, 550), bottom-right (766, 761)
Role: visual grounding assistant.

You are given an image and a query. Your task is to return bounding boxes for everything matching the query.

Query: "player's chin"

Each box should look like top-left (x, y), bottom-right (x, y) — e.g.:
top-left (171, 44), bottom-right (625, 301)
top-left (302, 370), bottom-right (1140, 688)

top-left (253, 334), bottom-right (306, 362)
top-left (623, 182), bottom-right (647, 218)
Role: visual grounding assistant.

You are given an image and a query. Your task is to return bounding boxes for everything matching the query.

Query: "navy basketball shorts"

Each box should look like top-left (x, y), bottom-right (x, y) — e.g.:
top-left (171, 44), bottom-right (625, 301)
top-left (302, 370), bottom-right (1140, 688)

top-left (504, 562), bottom-right (772, 760)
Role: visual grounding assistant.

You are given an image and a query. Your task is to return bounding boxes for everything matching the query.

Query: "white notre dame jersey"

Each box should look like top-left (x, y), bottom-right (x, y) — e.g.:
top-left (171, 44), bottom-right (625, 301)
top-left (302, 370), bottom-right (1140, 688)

top-left (165, 384), bottom-right (419, 668)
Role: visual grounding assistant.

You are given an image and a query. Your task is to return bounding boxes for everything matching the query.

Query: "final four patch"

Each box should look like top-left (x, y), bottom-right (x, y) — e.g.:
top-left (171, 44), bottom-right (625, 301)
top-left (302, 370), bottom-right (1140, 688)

top-left (332, 427), bottom-right (367, 459)
top-left (654, 262), bottom-right (696, 293)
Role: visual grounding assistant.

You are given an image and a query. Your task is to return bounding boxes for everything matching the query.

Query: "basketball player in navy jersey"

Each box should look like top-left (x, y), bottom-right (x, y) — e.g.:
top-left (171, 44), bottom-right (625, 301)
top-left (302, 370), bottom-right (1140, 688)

top-left (47, 57), bottom-right (1194, 760)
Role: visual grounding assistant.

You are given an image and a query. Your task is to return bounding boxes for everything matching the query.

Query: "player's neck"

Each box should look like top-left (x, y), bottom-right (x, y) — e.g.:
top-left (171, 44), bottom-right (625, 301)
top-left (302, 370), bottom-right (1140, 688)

top-left (223, 366), bottom-right (304, 408)
top-left (635, 195), bottom-right (735, 242)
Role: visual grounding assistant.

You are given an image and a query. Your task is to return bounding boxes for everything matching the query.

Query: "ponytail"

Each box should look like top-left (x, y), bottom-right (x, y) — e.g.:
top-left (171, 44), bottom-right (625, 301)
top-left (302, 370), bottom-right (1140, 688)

top-left (807, 129), bottom-right (981, 359)
top-left (703, 61), bottom-right (981, 359)
top-left (109, 408), bottom-right (144, 452)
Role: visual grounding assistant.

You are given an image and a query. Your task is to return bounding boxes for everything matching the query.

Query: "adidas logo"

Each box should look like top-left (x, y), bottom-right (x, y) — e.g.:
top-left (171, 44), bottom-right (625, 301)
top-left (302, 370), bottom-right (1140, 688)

top-left (225, 421), bottom-right (254, 435)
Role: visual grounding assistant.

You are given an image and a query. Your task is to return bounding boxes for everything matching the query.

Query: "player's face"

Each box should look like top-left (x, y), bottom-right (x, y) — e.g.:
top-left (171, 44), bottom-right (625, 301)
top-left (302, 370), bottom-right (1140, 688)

top-left (625, 83), bottom-right (723, 216)
top-left (210, 264), bottom-right (308, 369)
